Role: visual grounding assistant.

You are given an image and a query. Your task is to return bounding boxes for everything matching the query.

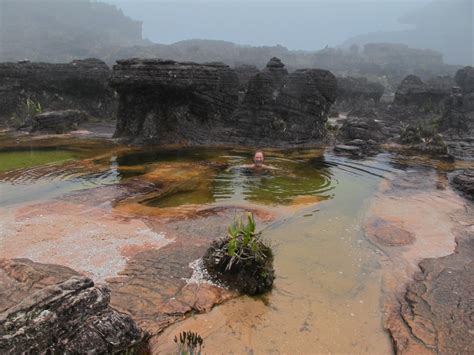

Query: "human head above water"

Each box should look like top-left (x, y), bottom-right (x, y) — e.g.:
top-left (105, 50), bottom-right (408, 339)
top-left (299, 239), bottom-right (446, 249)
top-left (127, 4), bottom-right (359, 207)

top-left (253, 150), bottom-right (264, 167)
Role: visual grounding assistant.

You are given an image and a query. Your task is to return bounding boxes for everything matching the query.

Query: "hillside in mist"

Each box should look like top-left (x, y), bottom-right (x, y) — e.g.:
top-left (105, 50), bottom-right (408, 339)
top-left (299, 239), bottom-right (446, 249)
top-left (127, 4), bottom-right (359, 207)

top-left (0, 0), bottom-right (144, 62)
top-left (344, 0), bottom-right (473, 65)
top-left (0, 0), bottom-right (470, 72)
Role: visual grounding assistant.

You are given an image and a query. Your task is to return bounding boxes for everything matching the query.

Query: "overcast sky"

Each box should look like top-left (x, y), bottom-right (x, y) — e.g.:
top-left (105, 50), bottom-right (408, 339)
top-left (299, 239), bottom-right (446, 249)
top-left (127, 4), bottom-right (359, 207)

top-left (104, 0), bottom-right (431, 50)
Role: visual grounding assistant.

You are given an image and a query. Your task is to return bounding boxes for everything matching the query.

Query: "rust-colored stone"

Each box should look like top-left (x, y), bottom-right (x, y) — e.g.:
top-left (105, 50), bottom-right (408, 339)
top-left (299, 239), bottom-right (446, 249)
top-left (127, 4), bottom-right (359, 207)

top-left (365, 217), bottom-right (415, 246)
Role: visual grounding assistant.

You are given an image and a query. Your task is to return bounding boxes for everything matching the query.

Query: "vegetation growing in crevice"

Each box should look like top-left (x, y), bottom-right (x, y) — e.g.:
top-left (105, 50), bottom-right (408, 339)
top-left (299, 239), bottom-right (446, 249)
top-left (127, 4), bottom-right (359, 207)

top-left (399, 121), bottom-right (447, 154)
top-left (11, 97), bottom-right (43, 127)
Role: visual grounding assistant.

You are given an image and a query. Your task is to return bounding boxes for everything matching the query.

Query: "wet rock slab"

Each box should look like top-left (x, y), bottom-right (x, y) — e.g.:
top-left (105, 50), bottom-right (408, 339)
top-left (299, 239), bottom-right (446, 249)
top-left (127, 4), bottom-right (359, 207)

top-left (368, 165), bottom-right (474, 354)
top-left (107, 241), bottom-right (234, 335)
top-left (105, 205), bottom-right (274, 353)
top-left (0, 259), bottom-right (145, 354)
top-left (385, 233), bottom-right (474, 354)
top-left (365, 217), bottom-right (415, 246)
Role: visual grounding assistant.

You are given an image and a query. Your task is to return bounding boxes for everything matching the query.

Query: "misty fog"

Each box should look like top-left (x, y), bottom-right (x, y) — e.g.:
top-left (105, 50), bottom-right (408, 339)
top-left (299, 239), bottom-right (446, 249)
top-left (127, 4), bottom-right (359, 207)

top-left (0, 0), bottom-right (472, 65)
top-left (105, 0), bottom-right (472, 64)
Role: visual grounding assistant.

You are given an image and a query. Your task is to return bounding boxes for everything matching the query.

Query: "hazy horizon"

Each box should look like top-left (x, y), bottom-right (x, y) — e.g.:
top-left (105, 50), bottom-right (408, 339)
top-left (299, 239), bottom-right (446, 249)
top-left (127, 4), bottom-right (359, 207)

top-left (105, 0), bottom-right (430, 51)
top-left (1, 0), bottom-right (472, 65)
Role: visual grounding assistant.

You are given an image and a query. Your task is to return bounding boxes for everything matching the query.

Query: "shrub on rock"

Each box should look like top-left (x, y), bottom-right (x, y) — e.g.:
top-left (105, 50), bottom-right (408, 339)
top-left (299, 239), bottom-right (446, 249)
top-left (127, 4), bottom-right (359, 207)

top-left (399, 123), bottom-right (447, 154)
top-left (203, 212), bottom-right (274, 295)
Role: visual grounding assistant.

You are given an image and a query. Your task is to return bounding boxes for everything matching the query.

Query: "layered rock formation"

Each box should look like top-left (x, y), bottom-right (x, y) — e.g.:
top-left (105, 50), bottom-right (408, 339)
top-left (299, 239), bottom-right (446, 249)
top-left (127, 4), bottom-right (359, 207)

top-left (0, 258), bottom-right (145, 354)
top-left (336, 76), bottom-right (384, 109)
top-left (394, 74), bottom-right (451, 110)
top-left (440, 66), bottom-right (474, 158)
top-left (110, 58), bottom-right (240, 144)
top-left (0, 59), bottom-right (115, 127)
top-left (230, 58), bottom-right (337, 146)
top-left (454, 66), bottom-right (474, 94)
top-left (234, 64), bottom-right (260, 94)
top-left (111, 57), bottom-right (337, 146)
top-left (335, 117), bottom-right (385, 156)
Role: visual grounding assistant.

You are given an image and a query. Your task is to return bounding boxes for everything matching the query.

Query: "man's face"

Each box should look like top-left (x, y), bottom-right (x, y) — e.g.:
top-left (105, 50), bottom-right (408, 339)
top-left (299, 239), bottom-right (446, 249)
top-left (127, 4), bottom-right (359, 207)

top-left (254, 152), bottom-right (264, 166)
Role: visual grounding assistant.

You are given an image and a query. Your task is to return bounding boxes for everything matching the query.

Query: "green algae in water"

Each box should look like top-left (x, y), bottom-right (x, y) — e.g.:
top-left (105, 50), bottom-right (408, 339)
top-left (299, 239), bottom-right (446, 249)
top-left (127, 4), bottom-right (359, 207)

top-left (142, 177), bottom-right (216, 208)
top-left (211, 158), bottom-right (334, 205)
top-left (139, 155), bottom-right (335, 208)
top-left (0, 149), bottom-right (81, 173)
top-left (147, 189), bottom-right (215, 208)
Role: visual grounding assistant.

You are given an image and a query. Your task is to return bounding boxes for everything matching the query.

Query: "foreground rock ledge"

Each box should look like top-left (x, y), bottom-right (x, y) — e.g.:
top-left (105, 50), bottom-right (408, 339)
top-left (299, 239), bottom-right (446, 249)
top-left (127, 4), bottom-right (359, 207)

top-left (0, 258), bottom-right (145, 354)
top-left (385, 234), bottom-right (474, 354)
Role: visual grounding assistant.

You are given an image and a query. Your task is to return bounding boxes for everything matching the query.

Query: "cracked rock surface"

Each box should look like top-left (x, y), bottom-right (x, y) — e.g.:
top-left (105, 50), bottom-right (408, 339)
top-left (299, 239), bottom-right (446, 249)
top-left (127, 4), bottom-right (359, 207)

top-left (0, 258), bottom-right (145, 354)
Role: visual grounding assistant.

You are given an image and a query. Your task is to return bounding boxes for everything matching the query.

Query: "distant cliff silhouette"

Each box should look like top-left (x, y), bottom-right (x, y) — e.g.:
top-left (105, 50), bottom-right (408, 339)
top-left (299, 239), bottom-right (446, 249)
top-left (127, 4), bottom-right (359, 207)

top-left (343, 0), bottom-right (473, 65)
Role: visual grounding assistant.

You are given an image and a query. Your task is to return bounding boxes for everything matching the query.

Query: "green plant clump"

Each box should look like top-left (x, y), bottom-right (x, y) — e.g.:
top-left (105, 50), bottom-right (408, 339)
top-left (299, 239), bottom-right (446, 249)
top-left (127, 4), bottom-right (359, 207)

top-left (173, 331), bottom-right (203, 355)
top-left (400, 122), bottom-right (447, 154)
top-left (224, 212), bottom-right (268, 270)
top-left (10, 97), bottom-right (43, 127)
top-left (203, 212), bottom-right (275, 295)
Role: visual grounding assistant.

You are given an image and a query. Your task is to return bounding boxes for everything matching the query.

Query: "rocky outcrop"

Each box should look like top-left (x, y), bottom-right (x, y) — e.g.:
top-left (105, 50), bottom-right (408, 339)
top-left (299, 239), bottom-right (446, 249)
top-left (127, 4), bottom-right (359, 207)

top-left (338, 117), bottom-right (384, 142)
top-left (452, 169), bottom-right (474, 200)
top-left (203, 237), bottom-right (275, 295)
top-left (336, 117), bottom-right (385, 156)
top-left (454, 66), bottom-right (474, 94)
top-left (110, 58), bottom-right (240, 144)
top-left (385, 234), bottom-right (474, 354)
top-left (439, 67), bottom-right (474, 159)
top-left (111, 57), bottom-right (337, 146)
top-left (336, 76), bottom-right (384, 109)
top-left (0, 58), bottom-right (115, 127)
top-left (30, 110), bottom-right (89, 133)
top-left (394, 75), bottom-right (451, 110)
top-left (398, 124), bottom-right (448, 155)
top-left (0, 258), bottom-right (145, 354)
top-left (230, 57), bottom-right (337, 146)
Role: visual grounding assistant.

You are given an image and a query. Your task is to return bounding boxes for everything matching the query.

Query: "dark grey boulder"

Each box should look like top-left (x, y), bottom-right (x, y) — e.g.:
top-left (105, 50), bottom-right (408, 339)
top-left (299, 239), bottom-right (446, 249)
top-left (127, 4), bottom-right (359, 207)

top-left (452, 168), bottom-right (474, 199)
top-left (394, 74), bottom-right (450, 109)
top-left (31, 109), bottom-right (88, 133)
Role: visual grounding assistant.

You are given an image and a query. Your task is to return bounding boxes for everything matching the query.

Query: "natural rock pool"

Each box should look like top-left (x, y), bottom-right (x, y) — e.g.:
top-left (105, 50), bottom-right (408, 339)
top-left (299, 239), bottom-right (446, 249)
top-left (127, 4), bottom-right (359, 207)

top-left (1, 132), bottom-right (472, 354)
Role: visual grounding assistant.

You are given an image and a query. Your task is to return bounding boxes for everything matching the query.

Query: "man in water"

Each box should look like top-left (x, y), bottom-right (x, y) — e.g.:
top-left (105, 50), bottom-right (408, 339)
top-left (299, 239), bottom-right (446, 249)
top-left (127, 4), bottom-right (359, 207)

top-left (226, 150), bottom-right (277, 172)
top-left (253, 150), bottom-right (265, 168)
top-left (243, 150), bottom-right (276, 170)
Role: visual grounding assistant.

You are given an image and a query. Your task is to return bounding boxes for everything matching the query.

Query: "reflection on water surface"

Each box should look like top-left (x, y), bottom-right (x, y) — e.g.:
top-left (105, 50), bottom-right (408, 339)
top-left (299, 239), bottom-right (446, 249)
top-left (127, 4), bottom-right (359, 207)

top-left (2, 135), bottom-right (433, 353)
